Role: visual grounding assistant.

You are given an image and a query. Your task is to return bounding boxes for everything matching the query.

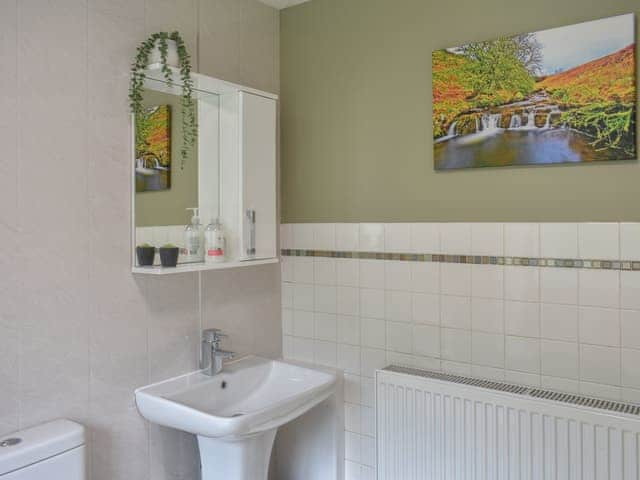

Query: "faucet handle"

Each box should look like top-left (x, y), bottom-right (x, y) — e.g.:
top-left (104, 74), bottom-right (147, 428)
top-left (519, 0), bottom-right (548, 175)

top-left (202, 328), bottom-right (227, 343)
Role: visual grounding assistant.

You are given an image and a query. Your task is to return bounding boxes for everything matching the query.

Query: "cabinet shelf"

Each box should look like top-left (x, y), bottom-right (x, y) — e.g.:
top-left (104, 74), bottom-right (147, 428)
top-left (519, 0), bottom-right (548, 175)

top-left (132, 257), bottom-right (278, 275)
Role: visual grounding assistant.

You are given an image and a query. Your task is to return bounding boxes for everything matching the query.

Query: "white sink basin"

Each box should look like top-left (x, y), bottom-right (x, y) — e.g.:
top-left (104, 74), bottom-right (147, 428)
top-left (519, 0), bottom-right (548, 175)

top-left (135, 356), bottom-right (336, 480)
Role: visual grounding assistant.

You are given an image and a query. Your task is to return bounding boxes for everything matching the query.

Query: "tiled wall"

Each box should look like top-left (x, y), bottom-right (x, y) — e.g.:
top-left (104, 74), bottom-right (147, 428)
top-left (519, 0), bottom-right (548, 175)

top-left (0, 1), bottom-right (280, 480)
top-left (281, 222), bottom-right (640, 479)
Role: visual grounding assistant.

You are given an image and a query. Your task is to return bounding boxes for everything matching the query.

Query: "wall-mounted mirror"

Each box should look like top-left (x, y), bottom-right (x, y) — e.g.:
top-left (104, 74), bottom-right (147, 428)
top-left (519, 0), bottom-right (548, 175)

top-left (132, 68), bottom-right (278, 274)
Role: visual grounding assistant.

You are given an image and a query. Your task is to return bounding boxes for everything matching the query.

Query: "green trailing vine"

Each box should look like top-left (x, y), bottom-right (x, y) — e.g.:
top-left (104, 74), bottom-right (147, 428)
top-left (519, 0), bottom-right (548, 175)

top-left (129, 31), bottom-right (196, 169)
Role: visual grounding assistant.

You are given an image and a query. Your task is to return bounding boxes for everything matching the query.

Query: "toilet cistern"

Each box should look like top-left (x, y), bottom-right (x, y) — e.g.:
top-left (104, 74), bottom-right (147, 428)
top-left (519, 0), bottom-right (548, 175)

top-left (201, 329), bottom-right (234, 376)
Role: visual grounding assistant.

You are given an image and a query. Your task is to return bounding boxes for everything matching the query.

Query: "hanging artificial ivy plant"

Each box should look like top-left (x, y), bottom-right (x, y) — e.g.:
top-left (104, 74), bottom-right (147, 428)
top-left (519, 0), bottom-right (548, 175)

top-left (129, 31), bottom-right (196, 169)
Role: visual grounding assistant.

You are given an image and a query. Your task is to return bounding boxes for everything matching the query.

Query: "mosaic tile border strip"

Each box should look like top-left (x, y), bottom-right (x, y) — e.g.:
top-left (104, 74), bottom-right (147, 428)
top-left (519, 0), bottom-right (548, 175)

top-left (280, 249), bottom-right (640, 271)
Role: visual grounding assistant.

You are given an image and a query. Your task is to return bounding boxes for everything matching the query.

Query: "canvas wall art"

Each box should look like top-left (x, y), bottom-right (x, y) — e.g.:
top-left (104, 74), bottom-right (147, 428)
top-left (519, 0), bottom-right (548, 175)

top-left (135, 105), bottom-right (172, 192)
top-left (432, 14), bottom-right (636, 170)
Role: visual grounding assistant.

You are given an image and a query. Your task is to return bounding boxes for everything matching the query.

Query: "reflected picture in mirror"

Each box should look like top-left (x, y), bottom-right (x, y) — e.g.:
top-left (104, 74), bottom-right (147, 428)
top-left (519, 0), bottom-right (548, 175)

top-left (135, 104), bottom-right (171, 192)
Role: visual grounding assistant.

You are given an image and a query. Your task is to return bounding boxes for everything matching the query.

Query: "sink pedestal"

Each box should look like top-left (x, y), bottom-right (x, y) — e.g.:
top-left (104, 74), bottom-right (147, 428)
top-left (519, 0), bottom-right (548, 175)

top-left (198, 428), bottom-right (277, 480)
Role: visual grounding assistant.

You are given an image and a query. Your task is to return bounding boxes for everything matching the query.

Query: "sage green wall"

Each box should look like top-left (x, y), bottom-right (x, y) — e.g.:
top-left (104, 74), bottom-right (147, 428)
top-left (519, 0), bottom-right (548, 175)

top-left (135, 89), bottom-right (198, 227)
top-left (280, 0), bottom-right (640, 222)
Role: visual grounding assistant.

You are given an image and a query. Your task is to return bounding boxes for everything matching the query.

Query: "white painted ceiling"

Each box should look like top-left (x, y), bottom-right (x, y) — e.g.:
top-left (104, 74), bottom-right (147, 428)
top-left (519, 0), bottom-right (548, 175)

top-left (257, 0), bottom-right (311, 9)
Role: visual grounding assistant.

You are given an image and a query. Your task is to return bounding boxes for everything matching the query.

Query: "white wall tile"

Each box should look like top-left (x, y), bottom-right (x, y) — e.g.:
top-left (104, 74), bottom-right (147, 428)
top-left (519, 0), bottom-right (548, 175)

top-left (471, 265), bottom-right (503, 299)
top-left (579, 307), bottom-right (619, 347)
top-left (505, 371), bottom-right (541, 387)
top-left (360, 289), bottom-right (385, 319)
top-left (314, 257), bottom-right (336, 285)
top-left (472, 365), bottom-right (505, 381)
top-left (540, 223), bottom-right (578, 258)
top-left (314, 223), bottom-right (336, 250)
top-left (385, 290), bottom-right (412, 322)
top-left (282, 308), bottom-right (293, 335)
top-left (361, 407), bottom-right (375, 437)
top-left (504, 223), bottom-right (539, 257)
top-left (385, 261), bottom-right (411, 291)
top-left (314, 312), bottom-right (337, 341)
top-left (504, 266), bottom-right (539, 302)
top-left (441, 263), bottom-right (471, 296)
top-left (293, 256), bottom-right (314, 283)
top-left (336, 223), bottom-right (360, 251)
top-left (540, 268), bottom-right (578, 305)
top-left (472, 332), bottom-right (504, 368)
top-left (338, 315), bottom-right (360, 345)
top-left (621, 271), bottom-right (640, 310)
top-left (541, 340), bottom-right (579, 379)
top-left (471, 297), bottom-right (504, 334)
top-left (441, 295), bottom-right (471, 330)
top-left (293, 284), bottom-right (314, 311)
top-left (361, 377), bottom-right (375, 406)
top-left (292, 337), bottom-right (314, 363)
top-left (621, 310), bottom-right (640, 349)
top-left (505, 301), bottom-right (540, 338)
top-left (620, 223), bottom-right (640, 259)
top-left (410, 263), bottom-right (440, 294)
top-left (413, 325), bottom-right (441, 357)
top-left (384, 223), bottom-right (411, 252)
top-left (361, 318), bottom-right (386, 349)
top-left (337, 287), bottom-right (360, 316)
top-left (337, 344), bottom-right (361, 375)
top-left (580, 382), bottom-right (621, 401)
top-left (344, 374), bottom-right (361, 404)
top-left (441, 328), bottom-right (471, 362)
top-left (281, 283), bottom-right (294, 308)
top-left (345, 432), bottom-right (361, 462)
top-left (337, 259), bottom-right (360, 287)
top-left (580, 344), bottom-right (620, 385)
top-left (281, 256), bottom-right (294, 282)
top-left (280, 224), bottom-right (293, 249)
top-left (505, 336), bottom-right (540, 373)
top-left (541, 303), bottom-right (578, 341)
top-left (579, 223), bottom-right (619, 260)
top-left (410, 223), bottom-right (440, 253)
top-left (579, 269), bottom-right (619, 308)
top-left (314, 285), bottom-right (337, 313)
top-left (542, 376), bottom-right (579, 394)
top-left (412, 293), bottom-right (440, 325)
top-left (386, 321), bottom-right (412, 353)
top-left (359, 259), bottom-right (385, 289)
top-left (359, 223), bottom-right (384, 252)
top-left (292, 223), bottom-right (315, 250)
top-left (361, 348), bottom-right (387, 377)
top-left (441, 360), bottom-right (472, 376)
top-left (345, 403), bottom-right (361, 433)
top-left (314, 340), bottom-right (337, 367)
top-left (293, 310), bottom-right (314, 338)
top-left (471, 223), bottom-right (503, 256)
top-left (360, 436), bottom-right (376, 467)
top-left (622, 349), bottom-right (640, 389)
top-left (440, 223), bottom-right (471, 254)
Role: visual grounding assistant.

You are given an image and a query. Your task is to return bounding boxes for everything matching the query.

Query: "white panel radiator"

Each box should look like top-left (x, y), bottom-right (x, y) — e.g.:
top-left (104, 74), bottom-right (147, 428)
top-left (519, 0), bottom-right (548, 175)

top-left (376, 366), bottom-right (640, 480)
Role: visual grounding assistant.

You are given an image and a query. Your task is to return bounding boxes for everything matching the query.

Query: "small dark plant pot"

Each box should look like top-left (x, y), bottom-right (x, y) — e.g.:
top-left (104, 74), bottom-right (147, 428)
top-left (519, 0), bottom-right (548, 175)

top-left (136, 246), bottom-right (156, 266)
top-left (159, 247), bottom-right (180, 268)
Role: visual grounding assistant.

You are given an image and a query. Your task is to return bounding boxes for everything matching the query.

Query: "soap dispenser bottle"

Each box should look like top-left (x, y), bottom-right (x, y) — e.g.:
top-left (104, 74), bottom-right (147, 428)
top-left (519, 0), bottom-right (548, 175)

top-left (184, 208), bottom-right (203, 262)
top-left (204, 218), bottom-right (226, 264)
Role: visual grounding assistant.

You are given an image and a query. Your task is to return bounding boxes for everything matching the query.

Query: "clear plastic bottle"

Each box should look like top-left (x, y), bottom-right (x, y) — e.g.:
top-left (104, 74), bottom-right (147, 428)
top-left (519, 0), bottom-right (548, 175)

top-left (204, 218), bottom-right (226, 264)
top-left (184, 208), bottom-right (203, 262)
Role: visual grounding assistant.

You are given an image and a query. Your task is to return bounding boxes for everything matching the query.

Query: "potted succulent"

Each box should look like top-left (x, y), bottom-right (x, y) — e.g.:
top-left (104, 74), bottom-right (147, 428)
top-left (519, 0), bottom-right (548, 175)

top-left (159, 244), bottom-right (180, 268)
top-left (136, 243), bottom-right (156, 266)
top-left (129, 31), bottom-right (196, 169)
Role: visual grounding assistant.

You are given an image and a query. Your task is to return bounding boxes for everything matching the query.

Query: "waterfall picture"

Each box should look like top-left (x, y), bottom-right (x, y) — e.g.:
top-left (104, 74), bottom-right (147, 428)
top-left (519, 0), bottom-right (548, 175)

top-left (432, 14), bottom-right (636, 170)
top-left (135, 105), bottom-right (172, 192)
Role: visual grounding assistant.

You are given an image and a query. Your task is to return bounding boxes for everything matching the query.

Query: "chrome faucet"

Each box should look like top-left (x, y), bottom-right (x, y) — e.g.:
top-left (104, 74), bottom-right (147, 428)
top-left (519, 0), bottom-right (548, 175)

top-left (201, 329), bottom-right (235, 376)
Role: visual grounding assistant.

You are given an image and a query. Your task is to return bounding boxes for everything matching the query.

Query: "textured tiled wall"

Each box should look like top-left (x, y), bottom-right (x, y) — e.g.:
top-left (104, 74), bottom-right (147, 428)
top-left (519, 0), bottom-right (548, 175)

top-left (0, 1), bottom-right (280, 479)
top-left (281, 222), bottom-right (640, 480)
